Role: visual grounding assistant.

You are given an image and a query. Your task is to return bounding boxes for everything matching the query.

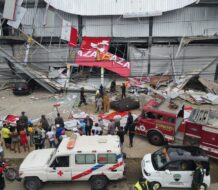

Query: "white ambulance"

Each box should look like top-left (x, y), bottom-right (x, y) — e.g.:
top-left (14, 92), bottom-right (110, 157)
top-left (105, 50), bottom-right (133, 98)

top-left (19, 135), bottom-right (125, 190)
top-left (141, 145), bottom-right (211, 190)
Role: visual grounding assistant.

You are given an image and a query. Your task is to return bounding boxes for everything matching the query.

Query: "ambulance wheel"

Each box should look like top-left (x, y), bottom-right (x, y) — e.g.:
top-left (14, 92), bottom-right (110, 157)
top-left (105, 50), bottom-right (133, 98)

top-left (198, 183), bottom-right (207, 190)
top-left (148, 131), bottom-right (164, 146)
top-left (24, 177), bottom-right (42, 190)
top-left (150, 181), bottom-right (161, 190)
top-left (90, 175), bottom-right (108, 190)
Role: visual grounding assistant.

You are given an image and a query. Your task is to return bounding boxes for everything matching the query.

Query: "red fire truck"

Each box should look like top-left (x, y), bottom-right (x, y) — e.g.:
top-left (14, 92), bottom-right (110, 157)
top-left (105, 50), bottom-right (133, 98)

top-left (135, 96), bottom-right (218, 159)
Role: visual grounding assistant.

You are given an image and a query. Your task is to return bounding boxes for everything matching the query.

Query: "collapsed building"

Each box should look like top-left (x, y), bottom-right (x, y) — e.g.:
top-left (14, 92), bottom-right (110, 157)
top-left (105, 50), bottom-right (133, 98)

top-left (0, 0), bottom-right (218, 93)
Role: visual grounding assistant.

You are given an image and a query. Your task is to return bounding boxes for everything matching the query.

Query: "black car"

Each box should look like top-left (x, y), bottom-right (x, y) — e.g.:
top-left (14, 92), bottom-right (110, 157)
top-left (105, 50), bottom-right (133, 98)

top-left (12, 82), bottom-right (33, 95)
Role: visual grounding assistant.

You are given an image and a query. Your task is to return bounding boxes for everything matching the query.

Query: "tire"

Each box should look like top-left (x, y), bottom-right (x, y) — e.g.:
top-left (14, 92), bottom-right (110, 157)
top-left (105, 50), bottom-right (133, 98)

top-left (90, 175), bottom-right (108, 190)
top-left (150, 181), bottom-right (161, 190)
top-left (148, 131), bottom-right (164, 146)
top-left (5, 168), bottom-right (17, 181)
top-left (24, 177), bottom-right (42, 190)
top-left (198, 183), bottom-right (207, 190)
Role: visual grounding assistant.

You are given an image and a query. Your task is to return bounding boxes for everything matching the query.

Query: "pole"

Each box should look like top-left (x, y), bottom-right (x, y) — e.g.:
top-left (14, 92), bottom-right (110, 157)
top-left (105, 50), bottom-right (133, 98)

top-left (101, 67), bottom-right (104, 86)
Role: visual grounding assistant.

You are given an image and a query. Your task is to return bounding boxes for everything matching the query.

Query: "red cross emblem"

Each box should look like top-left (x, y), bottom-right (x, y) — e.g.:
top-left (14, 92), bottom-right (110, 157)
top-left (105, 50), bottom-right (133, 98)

top-left (57, 170), bottom-right (64, 176)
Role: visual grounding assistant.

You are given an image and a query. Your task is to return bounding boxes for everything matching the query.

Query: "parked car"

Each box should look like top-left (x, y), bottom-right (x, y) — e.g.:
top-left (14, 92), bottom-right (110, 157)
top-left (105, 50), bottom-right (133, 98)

top-left (12, 82), bottom-right (32, 95)
top-left (141, 145), bottom-right (210, 190)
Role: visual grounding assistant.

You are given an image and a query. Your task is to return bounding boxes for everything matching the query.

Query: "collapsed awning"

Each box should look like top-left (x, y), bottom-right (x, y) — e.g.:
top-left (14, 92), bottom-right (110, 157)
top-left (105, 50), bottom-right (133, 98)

top-left (75, 37), bottom-right (130, 77)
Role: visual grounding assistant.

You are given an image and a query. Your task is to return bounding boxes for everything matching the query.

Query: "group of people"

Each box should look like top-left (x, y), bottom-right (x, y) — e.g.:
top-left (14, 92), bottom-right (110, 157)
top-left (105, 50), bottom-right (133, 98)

top-left (72, 111), bottom-right (136, 148)
top-left (78, 80), bottom-right (127, 112)
top-left (0, 112), bottom-right (67, 161)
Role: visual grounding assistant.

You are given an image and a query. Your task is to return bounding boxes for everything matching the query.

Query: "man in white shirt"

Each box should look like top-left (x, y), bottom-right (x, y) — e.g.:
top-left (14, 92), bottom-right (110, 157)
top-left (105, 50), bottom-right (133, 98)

top-left (46, 128), bottom-right (56, 148)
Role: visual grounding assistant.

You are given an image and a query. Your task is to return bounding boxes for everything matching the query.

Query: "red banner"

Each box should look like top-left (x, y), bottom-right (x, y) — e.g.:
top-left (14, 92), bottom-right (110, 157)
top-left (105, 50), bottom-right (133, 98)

top-left (68, 27), bottom-right (78, 47)
top-left (75, 37), bottom-right (130, 77)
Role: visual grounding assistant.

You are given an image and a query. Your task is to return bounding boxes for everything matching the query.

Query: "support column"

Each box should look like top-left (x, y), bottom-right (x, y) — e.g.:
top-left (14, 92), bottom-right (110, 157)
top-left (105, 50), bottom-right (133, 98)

top-left (101, 67), bottom-right (104, 86)
top-left (147, 17), bottom-right (153, 75)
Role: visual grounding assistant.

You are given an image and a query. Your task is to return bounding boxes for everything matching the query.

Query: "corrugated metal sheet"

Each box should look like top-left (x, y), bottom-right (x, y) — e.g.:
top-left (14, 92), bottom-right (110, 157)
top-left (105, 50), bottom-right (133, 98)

top-left (113, 17), bottom-right (149, 37)
top-left (44, 0), bottom-right (197, 16)
top-left (129, 44), bottom-right (218, 80)
top-left (21, 8), bottom-right (78, 37)
top-left (83, 16), bottom-right (149, 37)
top-left (83, 17), bottom-right (112, 37)
top-left (153, 7), bottom-right (218, 36)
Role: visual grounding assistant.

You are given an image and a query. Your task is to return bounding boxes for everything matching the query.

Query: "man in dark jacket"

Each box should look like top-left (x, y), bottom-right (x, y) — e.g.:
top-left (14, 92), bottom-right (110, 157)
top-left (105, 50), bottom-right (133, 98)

top-left (55, 113), bottom-right (64, 128)
top-left (192, 162), bottom-right (205, 190)
top-left (78, 87), bottom-right (87, 107)
top-left (0, 172), bottom-right (5, 190)
top-left (19, 111), bottom-right (28, 131)
top-left (40, 115), bottom-right (49, 132)
top-left (125, 112), bottom-right (133, 134)
top-left (84, 115), bottom-right (93, 136)
top-left (121, 83), bottom-right (126, 99)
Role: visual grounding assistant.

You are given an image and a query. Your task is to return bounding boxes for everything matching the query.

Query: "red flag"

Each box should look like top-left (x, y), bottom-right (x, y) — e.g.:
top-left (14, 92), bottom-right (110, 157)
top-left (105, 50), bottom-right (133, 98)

top-left (68, 27), bottom-right (78, 47)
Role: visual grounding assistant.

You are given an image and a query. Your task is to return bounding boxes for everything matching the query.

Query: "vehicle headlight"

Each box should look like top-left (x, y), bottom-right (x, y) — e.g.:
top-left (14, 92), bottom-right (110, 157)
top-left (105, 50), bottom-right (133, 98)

top-left (19, 171), bottom-right (24, 176)
top-left (143, 169), bottom-right (151, 176)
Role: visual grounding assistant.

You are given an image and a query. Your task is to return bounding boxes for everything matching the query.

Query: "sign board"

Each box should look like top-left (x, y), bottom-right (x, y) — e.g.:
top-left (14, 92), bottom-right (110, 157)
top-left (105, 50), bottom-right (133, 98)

top-left (3, 0), bottom-right (16, 20)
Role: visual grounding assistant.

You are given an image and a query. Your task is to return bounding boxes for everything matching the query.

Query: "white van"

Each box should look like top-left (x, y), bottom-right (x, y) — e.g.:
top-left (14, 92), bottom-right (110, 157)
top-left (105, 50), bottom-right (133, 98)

top-left (19, 135), bottom-right (125, 190)
top-left (141, 145), bottom-right (210, 190)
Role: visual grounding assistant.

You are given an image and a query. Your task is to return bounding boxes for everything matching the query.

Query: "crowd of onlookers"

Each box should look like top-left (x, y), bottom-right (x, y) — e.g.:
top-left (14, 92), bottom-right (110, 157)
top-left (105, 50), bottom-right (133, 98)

top-left (0, 108), bottom-right (136, 162)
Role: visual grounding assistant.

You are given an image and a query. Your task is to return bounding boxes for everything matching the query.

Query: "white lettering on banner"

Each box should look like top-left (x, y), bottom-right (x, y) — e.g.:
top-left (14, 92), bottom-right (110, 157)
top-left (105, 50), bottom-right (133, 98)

top-left (77, 50), bottom-right (130, 69)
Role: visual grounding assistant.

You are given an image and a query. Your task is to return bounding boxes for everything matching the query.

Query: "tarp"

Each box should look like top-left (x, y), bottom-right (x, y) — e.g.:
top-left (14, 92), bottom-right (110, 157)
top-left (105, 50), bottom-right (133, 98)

top-left (75, 37), bottom-right (130, 77)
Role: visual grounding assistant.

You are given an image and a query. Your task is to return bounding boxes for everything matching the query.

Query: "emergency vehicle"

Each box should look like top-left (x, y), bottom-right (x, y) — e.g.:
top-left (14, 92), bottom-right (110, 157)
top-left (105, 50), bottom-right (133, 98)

top-left (135, 96), bottom-right (184, 146)
top-left (19, 135), bottom-right (125, 190)
top-left (141, 145), bottom-right (210, 190)
top-left (135, 96), bottom-right (218, 159)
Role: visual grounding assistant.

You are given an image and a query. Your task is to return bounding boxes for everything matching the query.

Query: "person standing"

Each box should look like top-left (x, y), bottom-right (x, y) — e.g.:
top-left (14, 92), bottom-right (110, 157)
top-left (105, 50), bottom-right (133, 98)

top-left (19, 111), bottom-right (28, 131)
top-left (19, 129), bottom-right (30, 152)
top-left (108, 119), bottom-right (115, 135)
top-left (192, 162), bottom-right (205, 190)
top-left (1, 124), bottom-right (11, 150)
top-left (129, 121), bottom-right (136, 147)
top-left (0, 172), bottom-right (5, 190)
top-left (121, 83), bottom-right (126, 99)
top-left (78, 87), bottom-right (87, 107)
top-left (46, 128), bottom-right (56, 148)
top-left (99, 84), bottom-right (104, 97)
top-left (55, 113), bottom-right (64, 128)
top-left (125, 112), bottom-right (133, 134)
top-left (117, 126), bottom-right (125, 147)
top-left (96, 96), bottom-right (103, 113)
top-left (33, 130), bottom-right (41, 150)
top-left (110, 80), bottom-right (116, 93)
top-left (10, 126), bottom-right (20, 153)
top-left (40, 115), bottom-right (49, 132)
top-left (134, 177), bottom-right (151, 190)
top-left (28, 124), bottom-right (35, 147)
top-left (0, 142), bottom-right (4, 161)
top-left (55, 124), bottom-right (65, 145)
top-left (103, 93), bottom-right (110, 113)
top-left (84, 115), bottom-right (93, 136)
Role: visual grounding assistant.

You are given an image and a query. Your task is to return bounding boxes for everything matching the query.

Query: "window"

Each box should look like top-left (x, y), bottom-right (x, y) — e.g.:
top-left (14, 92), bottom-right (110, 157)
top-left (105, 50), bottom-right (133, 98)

top-left (157, 115), bottom-right (164, 121)
top-left (98, 154), bottom-right (117, 164)
top-left (180, 161), bottom-right (195, 171)
top-left (166, 161), bottom-right (180, 171)
top-left (168, 117), bottom-right (175, 124)
top-left (50, 156), bottom-right (69, 167)
top-left (75, 154), bottom-right (96, 164)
